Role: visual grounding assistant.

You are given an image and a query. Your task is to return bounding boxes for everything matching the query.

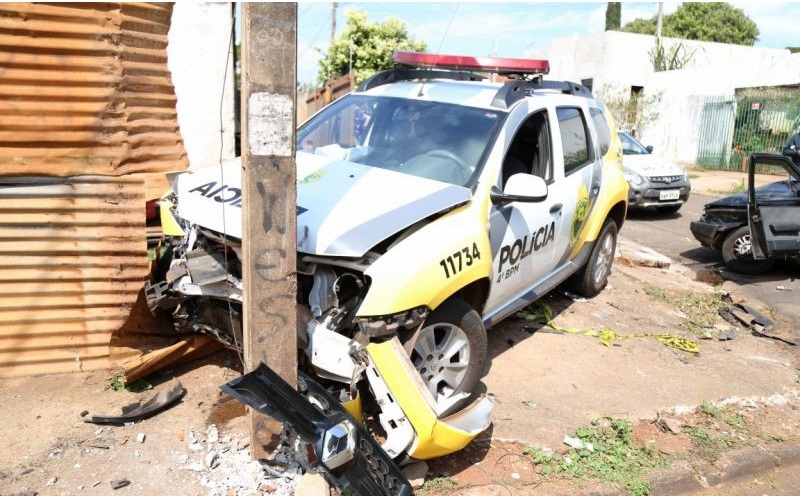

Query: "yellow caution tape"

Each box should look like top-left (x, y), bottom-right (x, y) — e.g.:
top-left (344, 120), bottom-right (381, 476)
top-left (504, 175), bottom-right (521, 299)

top-left (515, 302), bottom-right (699, 354)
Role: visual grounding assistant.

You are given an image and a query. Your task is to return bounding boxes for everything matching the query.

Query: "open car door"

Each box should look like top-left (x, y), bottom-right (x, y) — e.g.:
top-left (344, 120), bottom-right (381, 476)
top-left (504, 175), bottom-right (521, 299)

top-left (747, 153), bottom-right (800, 260)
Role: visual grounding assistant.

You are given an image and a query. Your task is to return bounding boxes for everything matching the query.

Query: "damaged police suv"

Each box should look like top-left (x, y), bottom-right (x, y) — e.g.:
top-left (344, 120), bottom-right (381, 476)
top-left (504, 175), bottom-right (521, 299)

top-left (150, 52), bottom-right (629, 468)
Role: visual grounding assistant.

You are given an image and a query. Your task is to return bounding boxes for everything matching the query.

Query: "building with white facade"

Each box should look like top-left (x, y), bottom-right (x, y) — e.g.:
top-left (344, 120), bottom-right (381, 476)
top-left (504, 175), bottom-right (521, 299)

top-left (531, 31), bottom-right (800, 166)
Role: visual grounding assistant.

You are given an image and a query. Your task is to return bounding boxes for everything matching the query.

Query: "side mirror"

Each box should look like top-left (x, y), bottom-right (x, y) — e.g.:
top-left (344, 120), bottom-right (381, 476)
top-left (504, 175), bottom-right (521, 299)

top-left (645, 145), bottom-right (654, 153)
top-left (491, 173), bottom-right (548, 205)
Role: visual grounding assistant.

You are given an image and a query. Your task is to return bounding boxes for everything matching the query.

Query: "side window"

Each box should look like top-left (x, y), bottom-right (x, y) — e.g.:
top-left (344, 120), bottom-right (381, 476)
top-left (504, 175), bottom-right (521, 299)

top-left (501, 110), bottom-right (552, 187)
top-left (590, 108), bottom-right (611, 156)
top-left (556, 107), bottom-right (593, 175)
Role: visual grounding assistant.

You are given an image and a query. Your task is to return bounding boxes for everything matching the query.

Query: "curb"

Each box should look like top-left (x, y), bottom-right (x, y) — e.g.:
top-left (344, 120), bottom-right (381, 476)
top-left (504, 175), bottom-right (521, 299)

top-left (647, 442), bottom-right (800, 495)
top-left (616, 236), bottom-right (672, 269)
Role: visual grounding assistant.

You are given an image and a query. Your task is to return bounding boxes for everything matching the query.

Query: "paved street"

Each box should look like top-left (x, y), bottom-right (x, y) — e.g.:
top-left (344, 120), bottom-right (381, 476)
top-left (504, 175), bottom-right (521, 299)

top-left (623, 192), bottom-right (800, 326)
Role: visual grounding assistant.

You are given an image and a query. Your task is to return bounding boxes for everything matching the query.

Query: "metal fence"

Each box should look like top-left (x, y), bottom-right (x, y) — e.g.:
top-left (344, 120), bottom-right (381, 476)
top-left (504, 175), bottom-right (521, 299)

top-left (697, 89), bottom-right (800, 173)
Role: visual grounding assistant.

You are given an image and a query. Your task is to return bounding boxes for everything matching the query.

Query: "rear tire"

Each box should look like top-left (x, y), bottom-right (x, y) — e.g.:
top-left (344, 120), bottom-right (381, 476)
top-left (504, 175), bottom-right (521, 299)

top-left (410, 297), bottom-right (487, 416)
top-left (568, 218), bottom-right (618, 297)
top-left (721, 226), bottom-right (774, 275)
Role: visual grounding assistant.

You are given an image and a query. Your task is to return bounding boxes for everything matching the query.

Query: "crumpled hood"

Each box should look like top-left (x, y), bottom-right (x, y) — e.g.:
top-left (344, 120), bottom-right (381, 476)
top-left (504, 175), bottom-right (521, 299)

top-left (704, 180), bottom-right (796, 208)
top-left (296, 152), bottom-right (471, 257)
top-left (624, 153), bottom-right (685, 177)
top-left (173, 155), bottom-right (472, 258)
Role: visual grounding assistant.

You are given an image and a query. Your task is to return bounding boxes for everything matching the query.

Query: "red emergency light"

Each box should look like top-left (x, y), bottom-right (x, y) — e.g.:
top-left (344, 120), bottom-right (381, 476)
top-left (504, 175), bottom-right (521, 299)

top-left (392, 51), bottom-right (550, 74)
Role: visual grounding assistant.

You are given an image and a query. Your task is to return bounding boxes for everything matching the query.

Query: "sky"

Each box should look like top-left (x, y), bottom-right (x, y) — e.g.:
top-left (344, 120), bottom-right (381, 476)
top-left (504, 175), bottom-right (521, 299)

top-left (295, 1), bottom-right (800, 84)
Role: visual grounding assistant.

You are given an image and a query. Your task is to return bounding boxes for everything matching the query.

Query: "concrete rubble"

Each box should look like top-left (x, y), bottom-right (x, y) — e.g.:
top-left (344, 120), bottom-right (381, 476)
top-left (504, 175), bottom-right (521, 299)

top-left (176, 424), bottom-right (303, 496)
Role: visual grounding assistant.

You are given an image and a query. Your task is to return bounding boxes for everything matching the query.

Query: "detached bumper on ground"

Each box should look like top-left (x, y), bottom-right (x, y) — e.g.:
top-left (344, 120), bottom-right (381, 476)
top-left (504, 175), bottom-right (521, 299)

top-left (221, 364), bottom-right (413, 496)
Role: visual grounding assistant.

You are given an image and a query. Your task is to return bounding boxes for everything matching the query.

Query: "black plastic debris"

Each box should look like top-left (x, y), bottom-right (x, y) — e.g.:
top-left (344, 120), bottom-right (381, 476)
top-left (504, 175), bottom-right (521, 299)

top-left (110, 479), bottom-right (130, 490)
top-left (222, 363), bottom-right (412, 496)
top-left (85, 380), bottom-right (185, 425)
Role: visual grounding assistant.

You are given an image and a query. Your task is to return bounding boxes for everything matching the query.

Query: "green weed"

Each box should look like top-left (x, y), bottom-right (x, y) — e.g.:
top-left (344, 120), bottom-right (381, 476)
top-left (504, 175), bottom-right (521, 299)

top-left (418, 476), bottom-right (459, 494)
top-left (729, 180), bottom-right (746, 194)
top-left (683, 426), bottom-right (738, 461)
top-left (525, 417), bottom-right (667, 496)
top-left (644, 286), bottom-right (727, 336)
top-left (698, 401), bottom-right (725, 419)
top-left (106, 373), bottom-right (153, 393)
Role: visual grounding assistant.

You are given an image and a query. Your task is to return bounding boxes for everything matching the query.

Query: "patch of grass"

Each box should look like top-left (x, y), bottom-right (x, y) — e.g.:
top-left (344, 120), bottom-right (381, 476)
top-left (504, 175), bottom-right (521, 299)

top-left (697, 401), bottom-right (744, 429)
top-left (729, 180), bottom-right (746, 194)
top-left (683, 426), bottom-right (739, 461)
top-left (107, 372), bottom-right (126, 391)
top-left (723, 414), bottom-right (744, 429)
top-left (644, 286), bottom-right (727, 336)
top-left (698, 401), bottom-right (725, 419)
top-left (418, 476), bottom-right (459, 494)
top-left (106, 373), bottom-right (153, 393)
top-left (525, 417), bottom-right (667, 496)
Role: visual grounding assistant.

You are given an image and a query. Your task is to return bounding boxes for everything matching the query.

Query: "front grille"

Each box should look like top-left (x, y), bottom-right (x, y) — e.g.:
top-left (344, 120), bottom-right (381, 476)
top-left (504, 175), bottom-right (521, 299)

top-left (650, 175), bottom-right (683, 184)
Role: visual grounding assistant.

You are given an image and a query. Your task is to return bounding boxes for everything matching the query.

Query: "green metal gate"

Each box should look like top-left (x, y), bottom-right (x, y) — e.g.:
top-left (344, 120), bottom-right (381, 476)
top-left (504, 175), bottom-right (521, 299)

top-left (697, 88), bottom-right (800, 172)
top-left (697, 96), bottom-right (735, 169)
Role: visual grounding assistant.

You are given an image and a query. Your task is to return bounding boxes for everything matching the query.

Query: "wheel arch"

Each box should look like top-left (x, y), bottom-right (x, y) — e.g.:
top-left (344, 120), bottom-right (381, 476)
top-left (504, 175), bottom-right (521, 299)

top-left (607, 200), bottom-right (627, 232)
top-left (447, 277), bottom-right (491, 315)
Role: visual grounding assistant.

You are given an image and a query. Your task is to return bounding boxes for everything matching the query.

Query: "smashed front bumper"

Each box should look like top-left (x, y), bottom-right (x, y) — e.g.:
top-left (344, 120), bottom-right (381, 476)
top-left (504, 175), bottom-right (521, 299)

top-left (689, 219), bottom-right (741, 249)
top-left (222, 364), bottom-right (413, 496)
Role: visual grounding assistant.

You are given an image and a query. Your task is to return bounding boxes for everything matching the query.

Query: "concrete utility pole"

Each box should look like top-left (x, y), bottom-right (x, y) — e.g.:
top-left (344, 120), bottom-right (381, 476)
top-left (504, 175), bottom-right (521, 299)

top-left (656, 2), bottom-right (663, 39)
top-left (331, 2), bottom-right (337, 44)
top-left (240, 2), bottom-right (297, 459)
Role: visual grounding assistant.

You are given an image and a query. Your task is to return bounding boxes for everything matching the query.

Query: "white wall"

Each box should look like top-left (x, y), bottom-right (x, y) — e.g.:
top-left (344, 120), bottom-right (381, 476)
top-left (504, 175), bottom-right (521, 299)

top-left (530, 31), bottom-right (799, 166)
top-left (168, 2), bottom-right (237, 169)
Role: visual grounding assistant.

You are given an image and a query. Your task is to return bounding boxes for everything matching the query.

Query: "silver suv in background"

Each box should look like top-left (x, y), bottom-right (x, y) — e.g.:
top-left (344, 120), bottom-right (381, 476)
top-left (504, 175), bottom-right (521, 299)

top-left (620, 131), bottom-right (691, 214)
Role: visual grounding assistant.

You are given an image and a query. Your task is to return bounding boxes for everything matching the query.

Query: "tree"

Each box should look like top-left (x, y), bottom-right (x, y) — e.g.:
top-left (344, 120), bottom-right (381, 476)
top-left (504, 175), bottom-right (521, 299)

top-left (622, 2), bottom-right (759, 46)
top-left (605, 2), bottom-right (621, 31)
top-left (595, 84), bottom-right (664, 135)
top-left (317, 10), bottom-right (427, 84)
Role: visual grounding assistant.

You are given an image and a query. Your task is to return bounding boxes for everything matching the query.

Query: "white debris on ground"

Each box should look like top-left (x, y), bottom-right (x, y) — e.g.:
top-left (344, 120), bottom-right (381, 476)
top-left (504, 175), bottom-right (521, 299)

top-left (178, 424), bottom-right (305, 496)
top-left (670, 387), bottom-right (800, 416)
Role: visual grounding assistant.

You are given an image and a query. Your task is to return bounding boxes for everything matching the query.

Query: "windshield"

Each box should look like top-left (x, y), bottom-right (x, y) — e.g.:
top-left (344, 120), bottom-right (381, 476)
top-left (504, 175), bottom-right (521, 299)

top-left (619, 131), bottom-right (650, 155)
top-left (297, 95), bottom-right (505, 187)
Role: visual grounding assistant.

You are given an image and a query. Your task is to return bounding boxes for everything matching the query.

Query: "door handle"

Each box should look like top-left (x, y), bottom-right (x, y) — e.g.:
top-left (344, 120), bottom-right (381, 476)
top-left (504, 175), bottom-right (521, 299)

top-left (550, 203), bottom-right (563, 214)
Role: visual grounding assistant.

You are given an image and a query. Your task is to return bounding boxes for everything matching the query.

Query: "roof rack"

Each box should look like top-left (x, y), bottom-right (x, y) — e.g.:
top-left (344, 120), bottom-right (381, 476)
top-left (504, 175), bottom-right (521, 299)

top-left (356, 68), bottom-right (484, 93)
top-left (492, 79), bottom-right (593, 108)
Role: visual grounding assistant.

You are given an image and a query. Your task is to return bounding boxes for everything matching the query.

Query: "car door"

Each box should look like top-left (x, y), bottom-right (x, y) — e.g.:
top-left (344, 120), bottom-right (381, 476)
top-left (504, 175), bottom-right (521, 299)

top-left (550, 105), bottom-right (604, 267)
top-left (748, 153), bottom-right (800, 259)
top-left (484, 105), bottom-right (563, 320)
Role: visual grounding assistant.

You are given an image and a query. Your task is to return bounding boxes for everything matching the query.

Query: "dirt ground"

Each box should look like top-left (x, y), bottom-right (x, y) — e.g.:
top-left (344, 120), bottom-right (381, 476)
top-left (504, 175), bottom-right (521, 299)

top-left (1, 245), bottom-right (798, 496)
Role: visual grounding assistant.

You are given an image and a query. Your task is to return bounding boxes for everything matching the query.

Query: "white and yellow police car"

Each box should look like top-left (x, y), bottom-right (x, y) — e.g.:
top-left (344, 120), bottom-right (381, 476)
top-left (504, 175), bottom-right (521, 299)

top-left (154, 52), bottom-right (629, 472)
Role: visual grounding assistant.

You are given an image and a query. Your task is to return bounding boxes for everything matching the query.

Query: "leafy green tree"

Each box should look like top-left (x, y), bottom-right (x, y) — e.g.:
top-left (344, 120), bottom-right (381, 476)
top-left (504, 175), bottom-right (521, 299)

top-left (317, 10), bottom-right (427, 84)
top-left (622, 2), bottom-right (759, 46)
top-left (605, 2), bottom-right (621, 31)
top-left (621, 17), bottom-right (656, 36)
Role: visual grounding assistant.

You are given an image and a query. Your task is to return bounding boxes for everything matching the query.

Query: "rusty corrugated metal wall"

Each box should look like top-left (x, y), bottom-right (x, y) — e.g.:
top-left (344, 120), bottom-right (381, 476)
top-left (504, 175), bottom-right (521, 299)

top-left (0, 2), bottom-right (187, 199)
top-left (0, 177), bottom-right (147, 377)
top-left (0, 3), bottom-right (187, 377)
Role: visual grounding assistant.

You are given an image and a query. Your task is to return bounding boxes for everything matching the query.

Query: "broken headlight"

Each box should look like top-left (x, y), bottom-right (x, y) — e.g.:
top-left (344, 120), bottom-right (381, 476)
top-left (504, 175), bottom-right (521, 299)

top-left (356, 306), bottom-right (429, 338)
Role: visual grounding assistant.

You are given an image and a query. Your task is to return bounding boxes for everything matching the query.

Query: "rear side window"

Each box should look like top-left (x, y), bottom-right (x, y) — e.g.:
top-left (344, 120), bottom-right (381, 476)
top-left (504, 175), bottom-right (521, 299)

top-left (556, 107), bottom-right (593, 175)
top-left (590, 107), bottom-right (611, 156)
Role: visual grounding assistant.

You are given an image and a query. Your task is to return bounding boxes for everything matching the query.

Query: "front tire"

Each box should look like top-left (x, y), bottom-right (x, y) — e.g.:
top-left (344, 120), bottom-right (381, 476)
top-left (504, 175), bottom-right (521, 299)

top-left (410, 297), bottom-right (487, 416)
top-left (568, 218), bottom-right (618, 297)
top-left (721, 226), bottom-right (774, 275)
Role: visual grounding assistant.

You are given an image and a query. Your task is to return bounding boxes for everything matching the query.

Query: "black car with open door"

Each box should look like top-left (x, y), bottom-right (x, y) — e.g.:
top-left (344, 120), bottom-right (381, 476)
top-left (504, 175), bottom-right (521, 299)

top-left (690, 153), bottom-right (800, 274)
top-left (747, 153), bottom-right (800, 268)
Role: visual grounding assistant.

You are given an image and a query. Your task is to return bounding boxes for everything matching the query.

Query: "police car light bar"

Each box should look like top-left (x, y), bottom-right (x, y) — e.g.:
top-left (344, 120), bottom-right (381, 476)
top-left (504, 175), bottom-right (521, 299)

top-left (392, 51), bottom-right (550, 75)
